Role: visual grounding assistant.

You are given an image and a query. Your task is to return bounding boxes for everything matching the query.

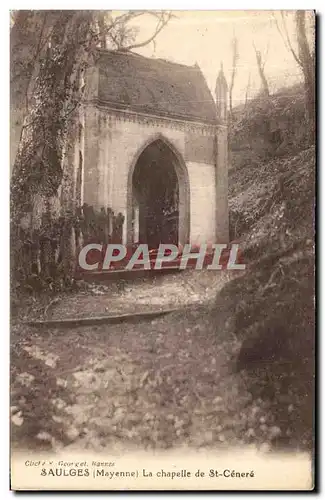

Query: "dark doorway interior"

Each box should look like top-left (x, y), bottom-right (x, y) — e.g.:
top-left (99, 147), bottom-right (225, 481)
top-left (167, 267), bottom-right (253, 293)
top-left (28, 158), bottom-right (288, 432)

top-left (132, 140), bottom-right (179, 249)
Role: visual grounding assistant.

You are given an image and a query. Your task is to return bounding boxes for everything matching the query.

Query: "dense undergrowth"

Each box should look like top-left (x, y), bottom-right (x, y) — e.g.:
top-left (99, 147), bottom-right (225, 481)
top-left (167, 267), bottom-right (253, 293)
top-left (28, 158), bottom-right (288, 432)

top-left (223, 85), bottom-right (315, 450)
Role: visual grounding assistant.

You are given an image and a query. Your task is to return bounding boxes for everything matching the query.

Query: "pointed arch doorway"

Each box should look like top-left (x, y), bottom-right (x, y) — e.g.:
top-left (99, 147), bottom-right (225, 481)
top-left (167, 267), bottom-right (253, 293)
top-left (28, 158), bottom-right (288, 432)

top-left (127, 137), bottom-right (190, 249)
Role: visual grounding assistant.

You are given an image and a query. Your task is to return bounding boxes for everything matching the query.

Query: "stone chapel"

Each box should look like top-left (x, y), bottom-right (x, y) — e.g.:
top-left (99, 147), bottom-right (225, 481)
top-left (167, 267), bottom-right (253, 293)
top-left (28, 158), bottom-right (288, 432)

top-left (70, 49), bottom-right (229, 248)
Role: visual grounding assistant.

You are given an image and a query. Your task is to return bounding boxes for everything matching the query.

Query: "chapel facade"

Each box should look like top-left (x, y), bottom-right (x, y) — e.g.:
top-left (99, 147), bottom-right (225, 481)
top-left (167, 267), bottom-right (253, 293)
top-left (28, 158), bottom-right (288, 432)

top-left (74, 49), bottom-right (229, 248)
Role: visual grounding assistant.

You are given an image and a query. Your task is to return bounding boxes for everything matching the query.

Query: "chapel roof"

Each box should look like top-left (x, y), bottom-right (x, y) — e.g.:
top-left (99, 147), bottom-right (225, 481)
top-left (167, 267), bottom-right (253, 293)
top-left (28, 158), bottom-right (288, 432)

top-left (96, 50), bottom-right (217, 124)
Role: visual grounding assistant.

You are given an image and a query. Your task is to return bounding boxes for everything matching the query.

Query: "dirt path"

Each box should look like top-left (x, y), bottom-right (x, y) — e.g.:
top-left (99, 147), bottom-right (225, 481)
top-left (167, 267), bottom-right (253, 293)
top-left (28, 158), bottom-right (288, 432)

top-left (11, 270), bottom-right (284, 454)
top-left (43, 270), bottom-right (232, 320)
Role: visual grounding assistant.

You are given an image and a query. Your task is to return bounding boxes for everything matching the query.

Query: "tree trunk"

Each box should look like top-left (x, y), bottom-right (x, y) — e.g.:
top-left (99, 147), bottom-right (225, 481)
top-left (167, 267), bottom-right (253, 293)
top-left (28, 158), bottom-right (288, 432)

top-left (257, 62), bottom-right (270, 97)
top-left (10, 11), bottom-right (55, 172)
top-left (253, 46), bottom-right (270, 97)
top-left (229, 36), bottom-right (238, 119)
top-left (244, 72), bottom-right (251, 109)
top-left (296, 11), bottom-right (315, 144)
top-left (10, 12), bottom-right (93, 283)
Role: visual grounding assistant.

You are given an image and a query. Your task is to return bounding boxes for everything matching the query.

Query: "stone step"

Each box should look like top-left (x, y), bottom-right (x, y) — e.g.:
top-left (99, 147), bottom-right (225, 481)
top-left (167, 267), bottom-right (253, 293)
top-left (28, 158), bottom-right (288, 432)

top-left (75, 266), bottom-right (182, 282)
top-left (25, 308), bottom-right (178, 328)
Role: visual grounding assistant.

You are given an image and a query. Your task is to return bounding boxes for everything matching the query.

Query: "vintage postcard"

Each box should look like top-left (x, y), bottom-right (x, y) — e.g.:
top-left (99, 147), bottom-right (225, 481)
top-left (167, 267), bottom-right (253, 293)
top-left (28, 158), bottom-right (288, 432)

top-left (10, 10), bottom-right (315, 491)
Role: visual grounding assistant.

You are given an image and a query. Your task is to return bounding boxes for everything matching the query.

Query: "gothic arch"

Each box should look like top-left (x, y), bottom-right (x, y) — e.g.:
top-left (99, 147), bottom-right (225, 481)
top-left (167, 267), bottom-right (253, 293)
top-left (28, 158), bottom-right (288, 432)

top-left (126, 134), bottom-right (190, 246)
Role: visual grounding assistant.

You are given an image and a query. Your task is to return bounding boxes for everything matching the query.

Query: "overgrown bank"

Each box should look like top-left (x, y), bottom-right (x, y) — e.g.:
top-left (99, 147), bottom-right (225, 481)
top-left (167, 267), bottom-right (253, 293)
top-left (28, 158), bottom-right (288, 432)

top-left (221, 86), bottom-right (315, 450)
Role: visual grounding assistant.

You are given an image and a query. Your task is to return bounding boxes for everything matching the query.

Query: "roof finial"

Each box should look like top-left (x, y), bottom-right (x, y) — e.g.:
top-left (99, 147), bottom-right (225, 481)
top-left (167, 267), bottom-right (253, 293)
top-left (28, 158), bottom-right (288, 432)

top-left (216, 61), bottom-right (227, 87)
top-left (215, 61), bottom-right (228, 121)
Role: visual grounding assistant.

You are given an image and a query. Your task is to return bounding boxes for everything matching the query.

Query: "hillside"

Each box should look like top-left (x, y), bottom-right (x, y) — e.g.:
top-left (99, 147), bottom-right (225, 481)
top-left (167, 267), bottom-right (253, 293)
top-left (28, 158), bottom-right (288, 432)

top-left (221, 85), bottom-right (315, 450)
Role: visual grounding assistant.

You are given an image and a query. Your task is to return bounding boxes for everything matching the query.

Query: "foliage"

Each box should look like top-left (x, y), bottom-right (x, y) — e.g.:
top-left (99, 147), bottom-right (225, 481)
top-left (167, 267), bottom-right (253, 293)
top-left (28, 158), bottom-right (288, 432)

top-left (229, 84), bottom-right (308, 163)
top-left (11, 204), bottom-right (125, 298)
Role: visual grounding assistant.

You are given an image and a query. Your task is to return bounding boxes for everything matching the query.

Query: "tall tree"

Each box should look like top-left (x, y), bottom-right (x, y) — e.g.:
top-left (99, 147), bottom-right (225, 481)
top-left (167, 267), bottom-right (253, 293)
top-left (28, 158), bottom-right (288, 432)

top-left (244, 71), bottom-right (251, 109)
top-left (273, 11), bottom-right (315, 142)
top-left (229, 33), bottom-right (239, 119)
top-left (252, 40), bottom-right (270, 97)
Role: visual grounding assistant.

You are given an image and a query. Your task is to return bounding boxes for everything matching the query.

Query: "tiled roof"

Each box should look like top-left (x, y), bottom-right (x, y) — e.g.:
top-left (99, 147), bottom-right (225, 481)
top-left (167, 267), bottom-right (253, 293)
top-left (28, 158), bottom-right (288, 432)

top-left (96, 50), bottom-right (217, 124)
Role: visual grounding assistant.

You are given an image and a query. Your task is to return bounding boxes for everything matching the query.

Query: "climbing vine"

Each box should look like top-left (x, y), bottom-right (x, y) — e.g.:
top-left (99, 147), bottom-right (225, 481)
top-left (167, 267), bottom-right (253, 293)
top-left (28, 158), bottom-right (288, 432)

top-left (10, 13), bottom-right (98, 291)
top-left (11, 13), bottom-right (95, 214)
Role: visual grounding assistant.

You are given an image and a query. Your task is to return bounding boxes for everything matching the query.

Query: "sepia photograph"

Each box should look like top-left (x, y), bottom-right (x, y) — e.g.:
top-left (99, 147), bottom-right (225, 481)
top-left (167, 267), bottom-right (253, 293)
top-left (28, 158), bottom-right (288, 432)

top-left (9, 9), bottom-right (315, 491)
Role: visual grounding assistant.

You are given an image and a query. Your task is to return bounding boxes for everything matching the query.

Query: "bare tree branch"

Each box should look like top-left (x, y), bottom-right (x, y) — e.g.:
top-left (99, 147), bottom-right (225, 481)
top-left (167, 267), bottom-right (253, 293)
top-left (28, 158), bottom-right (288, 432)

top-left (273, 10), bottom-right (315, 141)
top-left (273, 12), bottom-right (302, 68)
top-left (262, 40), bottom-right (270, 70)
top-left (120, 12), bottom-right (173, 51)
top-left (252, 41), bottom-right (270, 96)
